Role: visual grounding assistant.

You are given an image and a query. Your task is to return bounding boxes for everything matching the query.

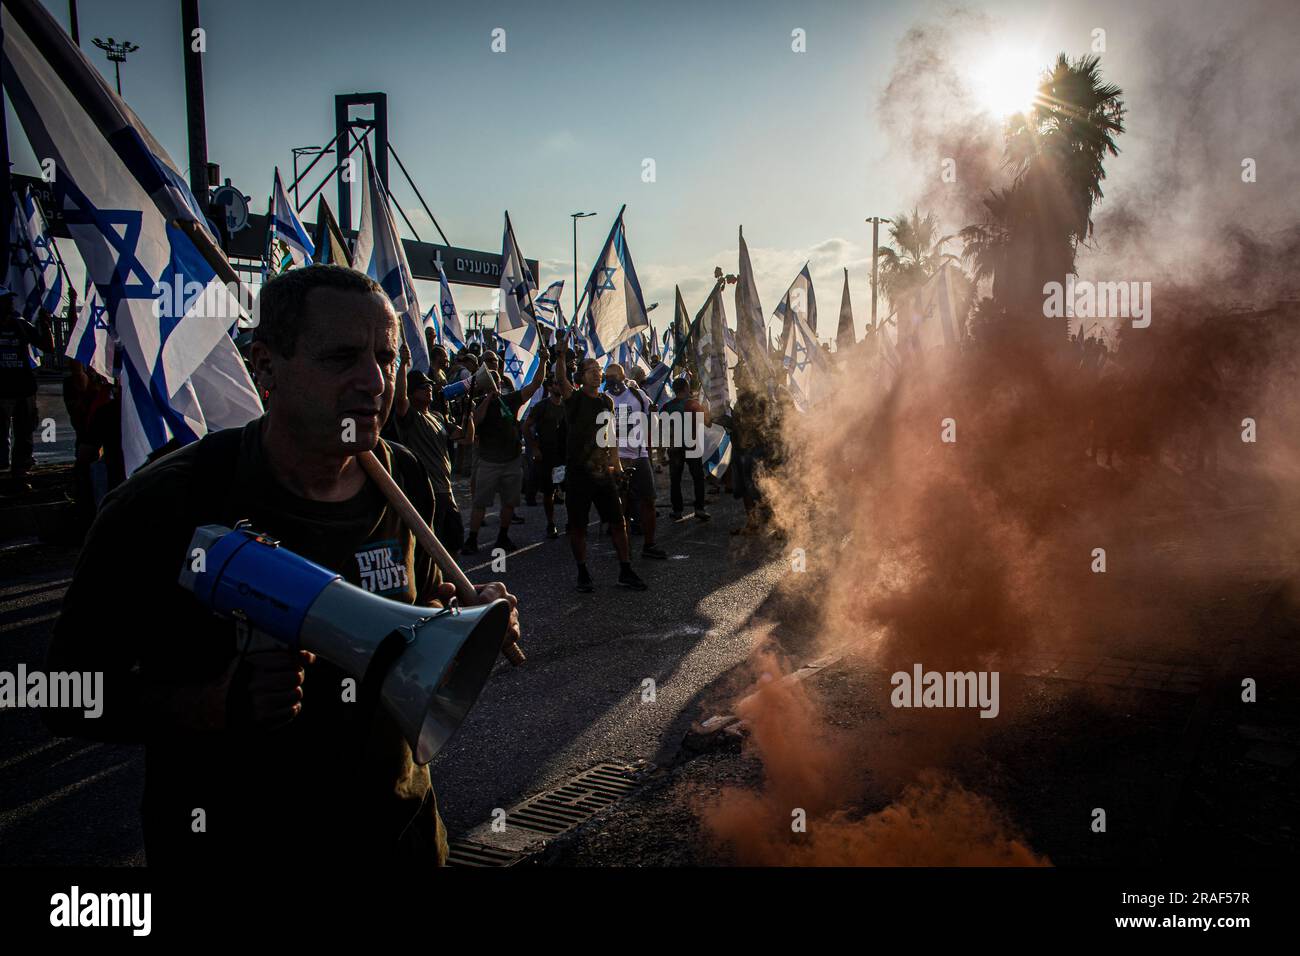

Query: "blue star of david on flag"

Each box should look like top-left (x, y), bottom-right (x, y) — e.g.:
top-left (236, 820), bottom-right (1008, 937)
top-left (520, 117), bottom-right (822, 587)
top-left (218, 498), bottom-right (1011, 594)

top-left (594, 267), bottom-right (618, 295)
top-left (504, 353), bottom-right (525, 377)
top-left (790, 337), bottom-right (811, 372)
top-left (31, 233), bottom-right (57, 270)
top-left (89, 298), bottom-right (109, 330)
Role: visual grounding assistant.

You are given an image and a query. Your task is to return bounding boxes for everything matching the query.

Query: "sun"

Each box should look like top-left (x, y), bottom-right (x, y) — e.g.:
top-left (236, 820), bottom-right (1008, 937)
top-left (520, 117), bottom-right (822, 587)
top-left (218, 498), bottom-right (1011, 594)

top-left (970, 48), bottom-right (1044, 118)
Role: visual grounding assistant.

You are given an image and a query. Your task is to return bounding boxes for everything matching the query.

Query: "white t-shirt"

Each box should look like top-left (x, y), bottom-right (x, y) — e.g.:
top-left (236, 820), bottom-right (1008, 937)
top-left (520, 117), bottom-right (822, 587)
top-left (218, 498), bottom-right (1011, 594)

top-left (609, 386), bottom-right (650, 460)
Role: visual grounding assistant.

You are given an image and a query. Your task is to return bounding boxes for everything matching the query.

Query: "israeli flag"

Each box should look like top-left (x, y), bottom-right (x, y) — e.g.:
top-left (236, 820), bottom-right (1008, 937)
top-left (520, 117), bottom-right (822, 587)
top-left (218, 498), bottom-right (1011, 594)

top-left (2, 0), bottom-right (262, 474)
top-left (613, 333), bottom-right (650, 375)
top-left (431, 261), bottom-right (466, 352)
top-left (497, 211), bottom-right (538, 348)
top-left (352, 143), bottom-right (429, 372)
top-left (722, 323), bottom-right (740, 406)
top-left (533, 279), bottom-right (565, 330)
top-left (660, 325), bottom-right (675, 370)
top-left (734, 227), bottom-right (774, 382)
top-left (701, 423), bottom-right (732, 479)
top-left (66, 277), bottom-right (116, 378)
top-left (643, 360), bottom-right (673, 406)
top-left (773, 263), bottom-right (817, 352)
top-left (267, 167), bottom-right (314, 276)
top-left (691, 280), bottom-right (730, 417)
top-left (782, 302), bottom-right (833, 412)
top-left (579, 205), bottom-right (649, 356)
top-left (502, 338), bottom-right (540, 393)
top-left (7, 185), bottom-right (63, 322)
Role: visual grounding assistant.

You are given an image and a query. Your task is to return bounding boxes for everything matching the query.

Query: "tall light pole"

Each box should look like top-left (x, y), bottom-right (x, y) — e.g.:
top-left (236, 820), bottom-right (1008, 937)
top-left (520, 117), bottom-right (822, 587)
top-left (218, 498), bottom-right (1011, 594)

top-left (571, 211), bottom-right (596, 319)
top-left (92, 37), bottom-right (140, 96)
top-left (181, 1), bottom-right (207, 208)
top-left (866, 216), bottom-right (892, 332)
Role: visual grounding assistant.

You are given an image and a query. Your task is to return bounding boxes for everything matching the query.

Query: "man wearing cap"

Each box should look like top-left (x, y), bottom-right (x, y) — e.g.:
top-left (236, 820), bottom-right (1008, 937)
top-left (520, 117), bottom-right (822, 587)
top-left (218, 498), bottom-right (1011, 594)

top-left (0, 288), bottom-right (55, 494)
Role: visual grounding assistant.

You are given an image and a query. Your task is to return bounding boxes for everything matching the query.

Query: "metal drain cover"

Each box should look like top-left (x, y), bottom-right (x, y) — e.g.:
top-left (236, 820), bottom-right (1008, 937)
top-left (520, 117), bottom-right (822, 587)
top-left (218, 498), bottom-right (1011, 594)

top-left (447, 760), bottom-right (651, 866)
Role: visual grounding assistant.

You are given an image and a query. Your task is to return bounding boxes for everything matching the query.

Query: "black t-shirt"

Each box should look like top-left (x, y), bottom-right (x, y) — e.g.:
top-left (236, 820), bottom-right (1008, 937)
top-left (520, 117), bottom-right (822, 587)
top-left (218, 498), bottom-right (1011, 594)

top-left (46, 418), bottom-right (449, 867)
top-left (476, 391), bottom-right (526, 463)
top-left (565, 389), bottom-right (614, 479)
top-left (529, 400), bottom-right (567, 465)
top-left (395, 406), bottom-right (453, 495)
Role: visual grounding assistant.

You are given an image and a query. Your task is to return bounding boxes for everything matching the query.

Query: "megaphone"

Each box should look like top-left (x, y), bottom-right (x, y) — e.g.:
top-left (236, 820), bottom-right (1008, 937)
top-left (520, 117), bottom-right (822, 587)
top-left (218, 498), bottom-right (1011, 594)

top-left (178, 524), bottom-right (509, 764)
top-left (472, 364), bottom-right (496, 392)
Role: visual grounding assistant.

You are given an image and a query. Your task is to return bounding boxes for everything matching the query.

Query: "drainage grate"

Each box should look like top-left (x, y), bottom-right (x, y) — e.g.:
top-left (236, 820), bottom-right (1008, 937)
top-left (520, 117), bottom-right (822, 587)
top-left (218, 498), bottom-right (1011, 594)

top-left (509, 761), bottom-right (642, 834)
top-left (446, 840), bottom-right (529, 867)
top-left (447, 760), bottom-right (650, 866)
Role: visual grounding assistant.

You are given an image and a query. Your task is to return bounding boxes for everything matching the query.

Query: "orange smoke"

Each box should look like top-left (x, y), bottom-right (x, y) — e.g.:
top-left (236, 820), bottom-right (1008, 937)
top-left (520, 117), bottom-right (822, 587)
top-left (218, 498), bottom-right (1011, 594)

top-left (697, 651), bottom-right (1050, 866)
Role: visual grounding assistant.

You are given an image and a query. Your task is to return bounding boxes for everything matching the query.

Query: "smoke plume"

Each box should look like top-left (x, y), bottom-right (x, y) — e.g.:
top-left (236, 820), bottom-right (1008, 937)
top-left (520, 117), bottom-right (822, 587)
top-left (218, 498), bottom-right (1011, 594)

top-left (696, 2), bottom-right (1300, 866)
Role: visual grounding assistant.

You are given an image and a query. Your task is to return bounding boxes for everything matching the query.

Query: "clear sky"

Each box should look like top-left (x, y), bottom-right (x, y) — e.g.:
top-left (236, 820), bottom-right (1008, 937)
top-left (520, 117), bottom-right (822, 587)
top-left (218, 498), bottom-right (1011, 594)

top-left (11, 0), bottom-right (1293, 340)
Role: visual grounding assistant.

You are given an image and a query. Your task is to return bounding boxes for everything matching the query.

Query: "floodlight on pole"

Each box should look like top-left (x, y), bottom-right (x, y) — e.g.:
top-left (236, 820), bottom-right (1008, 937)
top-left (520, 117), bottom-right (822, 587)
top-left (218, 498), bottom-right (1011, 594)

top-left (92, 36), bottom-right (140, 96)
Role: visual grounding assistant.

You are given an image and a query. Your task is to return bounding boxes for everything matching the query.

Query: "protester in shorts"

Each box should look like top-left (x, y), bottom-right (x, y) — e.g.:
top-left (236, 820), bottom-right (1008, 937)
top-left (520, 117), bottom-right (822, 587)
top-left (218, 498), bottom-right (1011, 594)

top-left (461, 341), bottom-right (547, 554)
top-left (604, 363), bottom-right (666, 559)
top-left (554, 332), bottom-right (646, 592)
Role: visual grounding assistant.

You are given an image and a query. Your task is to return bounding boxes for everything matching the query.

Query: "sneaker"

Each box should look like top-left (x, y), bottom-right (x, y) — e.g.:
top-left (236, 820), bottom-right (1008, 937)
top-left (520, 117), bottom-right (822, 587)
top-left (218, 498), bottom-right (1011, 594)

top-left (577, 568), bottom-right (595, 593)
top-left (670, 511), bottom-right (683, 521)
top-left (642, 544), bottom-right (668, 560)
top-left (460, 536), bottom-right (480, 555)
top-left (695, 509), bottom-right (711, 522)
top-left (546, 524), bottom-right (560, 539)
top-left (494, 535), bottom-right (519, 554)
top-left (617, 566), bottom-right (648, 591)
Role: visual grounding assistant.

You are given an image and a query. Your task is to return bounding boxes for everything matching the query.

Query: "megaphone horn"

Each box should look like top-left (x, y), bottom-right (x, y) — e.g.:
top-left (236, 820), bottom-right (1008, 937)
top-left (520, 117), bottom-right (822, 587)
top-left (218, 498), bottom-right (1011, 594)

top-left (179, 525), bottom-right (509, 764)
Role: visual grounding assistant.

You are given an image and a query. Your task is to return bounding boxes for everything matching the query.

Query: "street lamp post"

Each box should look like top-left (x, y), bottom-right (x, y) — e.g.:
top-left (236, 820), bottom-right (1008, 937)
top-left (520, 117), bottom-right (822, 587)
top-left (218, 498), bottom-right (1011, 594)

top-left (92, 37), bottom-right (140, 96)
top-left (866, 216), bottom-right (893, 332)
top-left (570, 211), bottom-right (596, 320)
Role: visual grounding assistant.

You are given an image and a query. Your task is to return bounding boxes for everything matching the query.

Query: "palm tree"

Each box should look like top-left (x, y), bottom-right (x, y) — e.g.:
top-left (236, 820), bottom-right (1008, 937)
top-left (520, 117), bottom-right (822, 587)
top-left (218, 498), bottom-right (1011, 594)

top-left (1006, 54), bottom-right (1125, 245)
top-left (876, 208), bottom-right (960, 309)
top-left (964, 54), bottom-right (1126, 321)
top-left (959, 188), bottom-right (1016, 286)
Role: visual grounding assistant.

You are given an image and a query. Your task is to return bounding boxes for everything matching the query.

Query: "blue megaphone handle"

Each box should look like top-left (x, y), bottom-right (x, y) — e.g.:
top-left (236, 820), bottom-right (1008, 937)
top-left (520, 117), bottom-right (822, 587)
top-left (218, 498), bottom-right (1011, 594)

top-left (190, 527), bottom-right (340, 647)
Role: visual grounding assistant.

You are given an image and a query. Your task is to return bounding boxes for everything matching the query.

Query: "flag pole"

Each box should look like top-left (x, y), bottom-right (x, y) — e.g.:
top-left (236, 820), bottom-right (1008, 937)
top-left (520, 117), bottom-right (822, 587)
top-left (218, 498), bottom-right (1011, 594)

top-left (358, 450), bottom-right (525, 667)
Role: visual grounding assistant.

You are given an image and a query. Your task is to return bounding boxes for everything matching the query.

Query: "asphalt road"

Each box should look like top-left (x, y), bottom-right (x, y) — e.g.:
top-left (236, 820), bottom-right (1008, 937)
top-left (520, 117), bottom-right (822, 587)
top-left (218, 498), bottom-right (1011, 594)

top-left (0, 467), bottom-right (789, 864)
top-left (431, 487), bottom-right (784, 837)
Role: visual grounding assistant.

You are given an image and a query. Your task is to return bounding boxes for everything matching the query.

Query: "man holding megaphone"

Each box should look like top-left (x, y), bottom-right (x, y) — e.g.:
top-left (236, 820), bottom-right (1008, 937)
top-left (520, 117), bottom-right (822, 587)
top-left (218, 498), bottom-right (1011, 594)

top-left (47, 265), bottom-right (521, 869)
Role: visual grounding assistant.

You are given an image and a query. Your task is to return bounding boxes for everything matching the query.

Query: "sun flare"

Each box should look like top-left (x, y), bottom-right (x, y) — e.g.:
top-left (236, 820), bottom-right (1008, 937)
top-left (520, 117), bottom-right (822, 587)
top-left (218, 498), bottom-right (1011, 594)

top-left (970, 49), bottom-right (1043, 117)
